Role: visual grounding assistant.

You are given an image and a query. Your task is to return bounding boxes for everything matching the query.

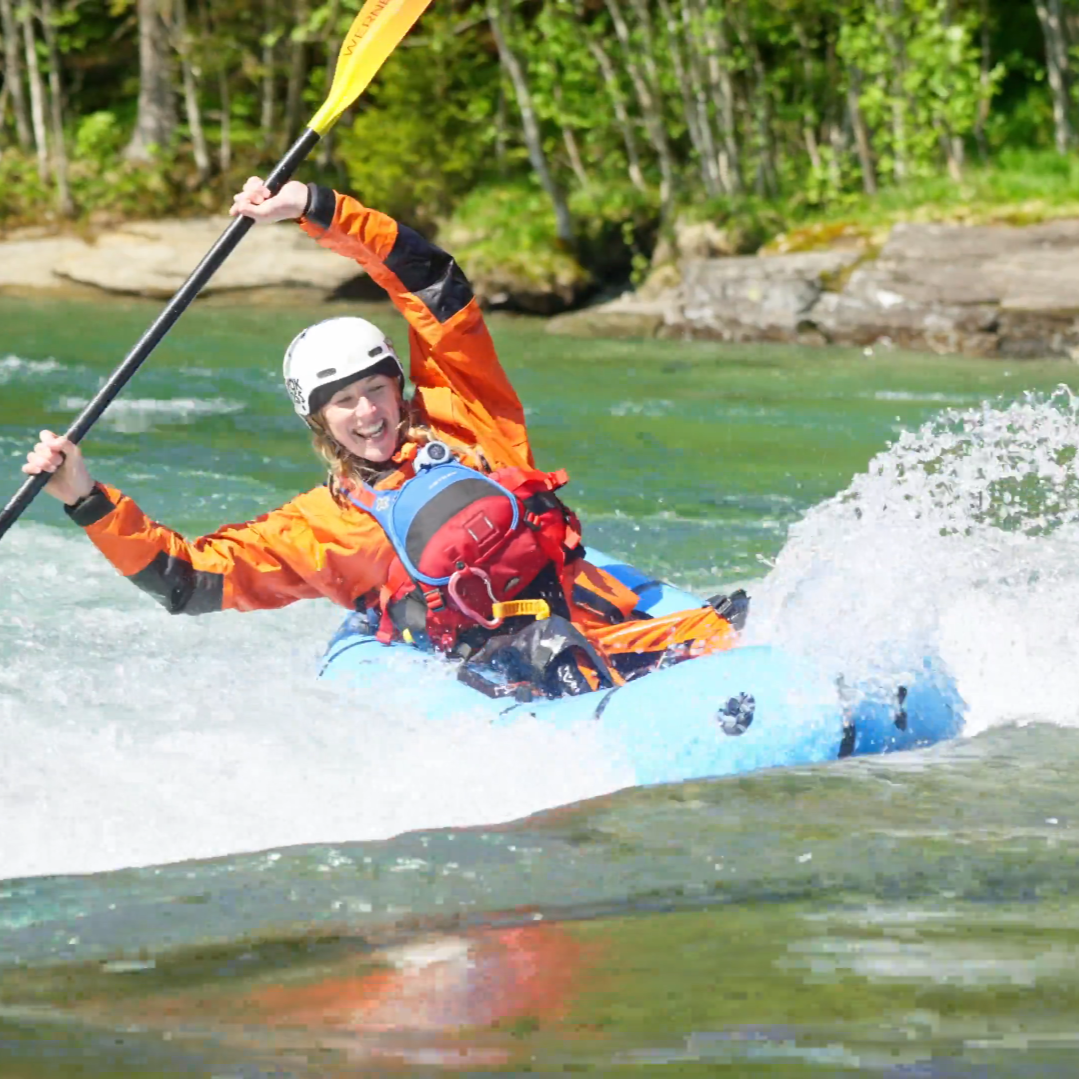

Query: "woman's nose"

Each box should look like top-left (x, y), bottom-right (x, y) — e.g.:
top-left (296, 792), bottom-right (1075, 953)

top-left (354, 395), bottom-right (378, 418)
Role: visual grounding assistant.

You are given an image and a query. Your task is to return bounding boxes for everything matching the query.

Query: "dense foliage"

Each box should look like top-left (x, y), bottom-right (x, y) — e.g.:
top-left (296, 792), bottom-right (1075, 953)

top-left (0, 0), bottom-right (1076, 272)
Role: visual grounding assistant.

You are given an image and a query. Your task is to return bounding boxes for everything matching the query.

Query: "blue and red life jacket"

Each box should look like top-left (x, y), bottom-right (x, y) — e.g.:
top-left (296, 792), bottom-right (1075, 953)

top-left (345, 441), bottom-right (583, 652)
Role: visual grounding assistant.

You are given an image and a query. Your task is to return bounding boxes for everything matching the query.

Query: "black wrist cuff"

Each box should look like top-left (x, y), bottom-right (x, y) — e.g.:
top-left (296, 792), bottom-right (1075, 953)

top-left (64, 483), bottom-right (115, 527)
top-left (303, 184), bottom-right (337, 230)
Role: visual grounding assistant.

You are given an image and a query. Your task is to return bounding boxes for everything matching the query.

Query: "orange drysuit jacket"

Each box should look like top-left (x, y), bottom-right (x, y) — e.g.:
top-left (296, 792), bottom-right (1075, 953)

top-left (66, 187), bottom-right (735, 664)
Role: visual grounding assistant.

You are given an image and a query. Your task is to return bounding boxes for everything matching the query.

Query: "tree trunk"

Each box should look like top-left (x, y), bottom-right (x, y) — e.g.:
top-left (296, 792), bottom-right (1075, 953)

top-left (314, 0), bottom-right (339, 168)
top-left (693, 0), bottom-right (742, 196)
top-left (259, 0), bottom-right (276, 148)
top-left (494, 78), bottom-right (507, 172)
top-left (125, 0), bottom-right (175, 160)
top-left (1064, 2), bottom-right (1079, 55)
top-left (847, 79), bottom-right (877, 195)
top-left (553, 82), bottom-right (589, 188)
top-left (486, 0), bottom-right (574, 245)
top-left (823, 24), bottom-right (844, 190)
top-left (974, 0), bottom-right (990, 159)
top-left (1034, 0), bottom-right (1071, 153)
top-left (535, 12), bottom-right (589, 190)
top-left (938, 0), bottom-right (963, 180)
top-left (624, 0), bottom-right (685, 204)
top-left (827, 118), bottom-right (845, 190)
top-left (653, 0), bottom-right (719, 197)
top-left (0, 82), bottom-right (9, 150)
top-left (942, 132), bottom-right (963, 181)
top-left (680, 0), bottom-right (726, 195)
top-left (217, 70), bottom-right (230, 172)
top-left (602, 0), bottom-right (675, 214)
top-left (584, 34), bottom-right (646, 193)
top-left (173, 0), bottom-right (209, 180)
top-left (20, 6), bottom-right (48, 180)
top-left (1, 0), bottom-right (31, 149)
top-left (877, 0), bottom-right (907, 182)
top-left (283, 0), bottom-right (309, 145)
top-left (730, 9), bottom-right (778, 199)
top-left (752, 51), bottom-right (778, 197)
top-left (260, 38), bottom-right (275, 148)
top-left (793, 20), bottom-right (822, 173)
top-left (38, 0), bottom-right (72, 214)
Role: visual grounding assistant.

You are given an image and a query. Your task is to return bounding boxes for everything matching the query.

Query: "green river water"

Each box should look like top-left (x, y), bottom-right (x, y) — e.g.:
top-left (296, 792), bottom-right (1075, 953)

top-left (3, 294), bottom-right (1079, 1076)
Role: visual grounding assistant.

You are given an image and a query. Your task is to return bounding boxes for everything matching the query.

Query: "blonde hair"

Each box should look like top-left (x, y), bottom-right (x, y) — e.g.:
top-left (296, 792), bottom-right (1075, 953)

top-left (308, 395), bottom-right (433, 499)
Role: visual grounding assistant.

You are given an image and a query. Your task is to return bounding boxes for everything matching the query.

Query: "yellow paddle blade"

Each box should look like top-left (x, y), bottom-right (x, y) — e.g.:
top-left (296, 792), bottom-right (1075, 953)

top-left (308, 0), bottom-right (434, 136)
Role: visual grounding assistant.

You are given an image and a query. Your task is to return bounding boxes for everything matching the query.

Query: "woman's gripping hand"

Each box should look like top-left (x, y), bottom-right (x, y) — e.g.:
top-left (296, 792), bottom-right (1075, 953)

top-left (230, 176), bottom-right (309, 223)
top-left (22, 430), bottom-right (95, 505)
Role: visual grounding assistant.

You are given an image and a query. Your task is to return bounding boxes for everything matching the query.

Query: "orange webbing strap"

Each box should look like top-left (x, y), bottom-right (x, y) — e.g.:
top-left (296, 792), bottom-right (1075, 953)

top-left (578, 644), bottom-right (626, 688)
top-left (572, 561), bottom-right (640, 622)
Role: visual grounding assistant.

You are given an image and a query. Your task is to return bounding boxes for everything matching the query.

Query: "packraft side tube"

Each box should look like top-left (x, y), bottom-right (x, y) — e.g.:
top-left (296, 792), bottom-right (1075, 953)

top-left (319, 551), bottom-right (966, 786)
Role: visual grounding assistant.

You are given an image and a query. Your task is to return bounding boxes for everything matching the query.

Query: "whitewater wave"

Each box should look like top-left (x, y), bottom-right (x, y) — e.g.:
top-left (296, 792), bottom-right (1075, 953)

top-left (0, 523), bottom-right (628, 880)
top-left (0, 354), bottom-right (64, 382)
top-left (6, 389), bottom-right (1079, 877)
top-left (54, 395), bottom-right (245, 433)
top-left (867, 390), bottom-right (975, 404)
top-left (749, 387), bottom-right (1079, 736)
top-left (609, 399), bottom-right (676, 417)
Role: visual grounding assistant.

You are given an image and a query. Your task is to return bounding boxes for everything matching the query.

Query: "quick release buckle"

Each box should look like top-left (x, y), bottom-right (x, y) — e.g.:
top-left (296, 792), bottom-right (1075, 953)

top-left (491, 599), bottom-right (550, 621)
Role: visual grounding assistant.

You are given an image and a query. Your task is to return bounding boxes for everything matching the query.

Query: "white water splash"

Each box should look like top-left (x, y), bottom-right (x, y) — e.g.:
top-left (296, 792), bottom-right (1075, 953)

top-left (54, 396), bottom-right (245, 434)
top-left (750, 388), bottom-right (1079, 736)
top-left (0, 525), bottom-right (628, 880)
top-left (867, 390), bottom-right (973, 404)
top-left (0, 354), bottom-right (63, 382)
top-left (9, 389), bottom-right (1079, 878)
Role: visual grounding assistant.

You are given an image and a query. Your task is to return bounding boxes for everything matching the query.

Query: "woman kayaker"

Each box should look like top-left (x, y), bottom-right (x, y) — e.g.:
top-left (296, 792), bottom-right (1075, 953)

top-left (22, 178), bottom-right (744, 696)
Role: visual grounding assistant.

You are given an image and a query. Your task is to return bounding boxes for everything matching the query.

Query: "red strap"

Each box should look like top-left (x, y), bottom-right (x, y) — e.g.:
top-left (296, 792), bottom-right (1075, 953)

top-left (376, 586), bottom-right (396, 644)
top-left (488, 465), bottom-right (571, 495)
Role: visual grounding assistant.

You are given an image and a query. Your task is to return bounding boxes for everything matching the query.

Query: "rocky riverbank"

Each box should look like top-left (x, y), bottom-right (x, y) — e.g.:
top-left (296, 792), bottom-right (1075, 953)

top-left (0, 214), bottom-right (586, 312)
top-left (549, 218), bottom-right (1079, 360)
top-left (0, 218), bottom-right (381, 302)
top-left (5, 214), bottom-right (1079, 360)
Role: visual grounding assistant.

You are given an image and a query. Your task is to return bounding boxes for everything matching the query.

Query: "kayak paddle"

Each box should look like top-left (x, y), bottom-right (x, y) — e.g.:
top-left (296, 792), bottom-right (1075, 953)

top-left (0, 0), bottom-right (433, 542)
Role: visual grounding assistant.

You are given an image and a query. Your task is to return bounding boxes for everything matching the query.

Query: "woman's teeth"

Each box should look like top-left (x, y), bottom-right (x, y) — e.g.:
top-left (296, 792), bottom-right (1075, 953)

top-left (357, 421), bottom-right (386, 439)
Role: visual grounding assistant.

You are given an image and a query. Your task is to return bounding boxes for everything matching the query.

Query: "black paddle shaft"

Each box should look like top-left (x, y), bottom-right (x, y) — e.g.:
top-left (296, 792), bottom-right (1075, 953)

top-left (0, 127), bottom-right (321, 543)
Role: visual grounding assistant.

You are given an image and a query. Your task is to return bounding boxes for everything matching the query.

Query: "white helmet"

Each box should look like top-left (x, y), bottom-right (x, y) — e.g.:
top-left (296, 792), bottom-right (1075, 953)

top-left (283, 317), bottom-right (404, 418)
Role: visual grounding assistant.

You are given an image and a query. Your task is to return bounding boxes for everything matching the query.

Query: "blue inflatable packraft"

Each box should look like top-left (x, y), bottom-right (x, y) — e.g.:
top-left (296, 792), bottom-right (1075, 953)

top-left (319, 550), bottom-right (966, 786)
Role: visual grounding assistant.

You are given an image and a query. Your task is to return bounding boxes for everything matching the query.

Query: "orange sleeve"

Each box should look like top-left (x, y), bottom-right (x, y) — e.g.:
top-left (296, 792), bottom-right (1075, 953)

top-left (299, 188), bottom-right (533, 470)
top-left (70, 482), bottom-right (390, 614)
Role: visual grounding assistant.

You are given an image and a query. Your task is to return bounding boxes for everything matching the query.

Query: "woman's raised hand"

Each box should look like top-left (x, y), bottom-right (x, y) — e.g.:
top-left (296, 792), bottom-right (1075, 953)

top-left (22, 430), bottom-right (95, 506)
top-left (229, 177), bottom-right (310, 223)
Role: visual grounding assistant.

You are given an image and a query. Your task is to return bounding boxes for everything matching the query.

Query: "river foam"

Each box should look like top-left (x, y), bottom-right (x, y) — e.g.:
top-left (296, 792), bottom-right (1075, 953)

top-left (750, 388), bottom-right (1079, 737)
top-left (0, 523), bottom-right (627, 880)
top-left (5, 390), bottom-right (1078, 879)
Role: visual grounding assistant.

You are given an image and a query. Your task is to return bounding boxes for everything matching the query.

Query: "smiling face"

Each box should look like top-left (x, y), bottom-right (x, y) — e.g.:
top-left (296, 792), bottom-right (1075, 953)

top-left (319, 374), bottom-right (403, 463)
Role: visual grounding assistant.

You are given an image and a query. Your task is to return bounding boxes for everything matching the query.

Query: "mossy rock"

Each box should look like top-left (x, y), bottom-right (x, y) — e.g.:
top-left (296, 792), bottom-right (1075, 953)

top-left (762, 220), bottom-right (878, 255)
top-left (546, 308), bottom-right (664, 339)
top-left (437, 183), bottom-right (591, 314)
